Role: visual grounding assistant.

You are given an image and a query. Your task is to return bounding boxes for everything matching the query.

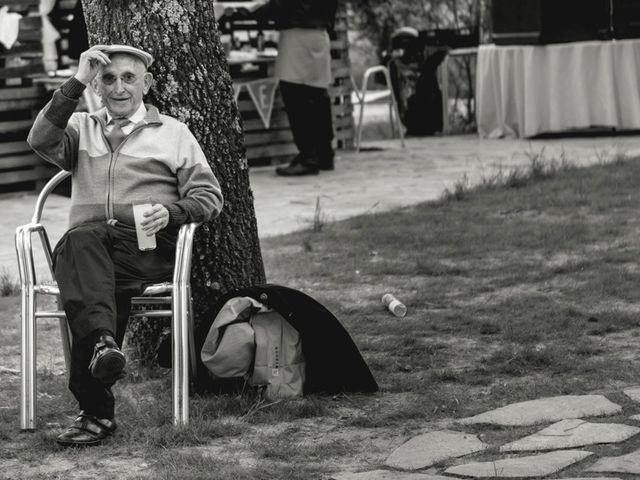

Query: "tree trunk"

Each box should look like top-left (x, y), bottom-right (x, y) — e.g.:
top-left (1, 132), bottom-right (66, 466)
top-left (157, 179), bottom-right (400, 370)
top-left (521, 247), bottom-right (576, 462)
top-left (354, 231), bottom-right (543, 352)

top-left (82, 0), bottom-right (266, 359)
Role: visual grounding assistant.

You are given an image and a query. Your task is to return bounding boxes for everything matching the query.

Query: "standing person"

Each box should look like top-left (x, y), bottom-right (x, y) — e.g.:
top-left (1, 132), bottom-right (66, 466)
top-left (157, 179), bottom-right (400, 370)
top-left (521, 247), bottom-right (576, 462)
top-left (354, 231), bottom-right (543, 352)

top-left (27, 45), bottom-right (223, 447)
top-left (254, 0), bottom-right (338, 176)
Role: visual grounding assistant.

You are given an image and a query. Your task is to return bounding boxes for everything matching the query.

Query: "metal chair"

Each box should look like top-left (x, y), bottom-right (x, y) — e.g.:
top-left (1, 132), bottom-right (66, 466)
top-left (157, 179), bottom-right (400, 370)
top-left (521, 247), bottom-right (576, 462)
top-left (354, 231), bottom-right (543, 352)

top-left (15, 170), bottom-right (198, 430)
top-left (353, 65), bottom-right (405, 152)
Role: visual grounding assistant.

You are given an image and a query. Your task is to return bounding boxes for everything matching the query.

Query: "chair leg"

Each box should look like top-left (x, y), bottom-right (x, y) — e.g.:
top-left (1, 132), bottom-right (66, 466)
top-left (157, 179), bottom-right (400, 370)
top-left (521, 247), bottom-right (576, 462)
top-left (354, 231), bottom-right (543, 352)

top-left (381, 68), bottom-right (405, 148)
top-left (172, 286), bottom-right (190, 426)
top-left (440, 55), bottom-right (450, 135)
top-left (356, 66), bottom-right (405, 152)
top-left (20, 285), bottom-right (36, 431)
top-left (57, 298), bottom-right (72, 377)
top-left (356, 67), bottom-right (378, 153)
top-left (188, 296), bottom-right (197, 378)
top-left (355, 85), bottom-right (367, 153)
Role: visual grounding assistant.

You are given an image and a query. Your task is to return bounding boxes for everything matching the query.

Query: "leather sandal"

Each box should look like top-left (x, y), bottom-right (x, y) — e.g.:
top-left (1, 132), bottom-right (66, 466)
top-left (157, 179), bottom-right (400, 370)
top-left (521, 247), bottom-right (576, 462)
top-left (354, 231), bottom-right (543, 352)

top-left (89, 334), bottom-right (126, 383)
top-left (56, 411), bottom-right (117, 447)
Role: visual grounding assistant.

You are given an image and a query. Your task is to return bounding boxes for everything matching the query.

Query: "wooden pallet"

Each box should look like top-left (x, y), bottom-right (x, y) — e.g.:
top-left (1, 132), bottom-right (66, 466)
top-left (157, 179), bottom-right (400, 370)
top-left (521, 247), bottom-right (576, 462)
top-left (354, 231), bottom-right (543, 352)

top-left (0, 8), bottom-right (43, 87)
top-left (331, 9), bottom-right (355, 150)
top-left (0, 0), bottom-right (49, 191)
top-left (239, 88), bottom-right (294, 166)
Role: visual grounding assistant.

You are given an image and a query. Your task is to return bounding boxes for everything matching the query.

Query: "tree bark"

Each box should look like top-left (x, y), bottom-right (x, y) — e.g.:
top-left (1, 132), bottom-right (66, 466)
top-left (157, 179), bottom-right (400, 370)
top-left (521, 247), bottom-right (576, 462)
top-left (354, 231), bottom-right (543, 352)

top-left (82, 0), bottom-right (266, 358)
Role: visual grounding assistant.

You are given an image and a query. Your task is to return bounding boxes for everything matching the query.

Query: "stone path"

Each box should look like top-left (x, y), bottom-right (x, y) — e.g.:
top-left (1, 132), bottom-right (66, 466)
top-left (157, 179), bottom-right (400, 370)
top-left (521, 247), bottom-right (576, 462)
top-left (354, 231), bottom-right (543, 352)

top-left (330, 389), bottom-right (640, 479)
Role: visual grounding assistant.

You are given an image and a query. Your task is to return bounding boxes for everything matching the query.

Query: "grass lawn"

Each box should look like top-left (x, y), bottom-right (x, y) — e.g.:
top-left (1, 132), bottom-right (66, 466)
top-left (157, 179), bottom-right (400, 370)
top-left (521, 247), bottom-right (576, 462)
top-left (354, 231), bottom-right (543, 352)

top-left (3, 154), bottom-right (640, 478)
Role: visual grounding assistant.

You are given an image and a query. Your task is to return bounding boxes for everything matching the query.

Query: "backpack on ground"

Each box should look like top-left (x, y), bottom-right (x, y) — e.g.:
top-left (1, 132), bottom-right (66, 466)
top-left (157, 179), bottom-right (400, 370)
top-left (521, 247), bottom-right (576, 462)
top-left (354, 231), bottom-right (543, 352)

top-left (159, 284), bottom-right (378, 396)
top-left (200, 296), bottom-right (305, 400)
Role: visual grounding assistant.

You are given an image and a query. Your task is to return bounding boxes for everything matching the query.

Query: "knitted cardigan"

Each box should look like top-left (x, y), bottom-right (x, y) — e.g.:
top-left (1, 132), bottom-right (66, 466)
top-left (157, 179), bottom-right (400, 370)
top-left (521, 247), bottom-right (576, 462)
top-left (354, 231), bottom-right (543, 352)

top-left (27, 78), bottom-right (223, 230)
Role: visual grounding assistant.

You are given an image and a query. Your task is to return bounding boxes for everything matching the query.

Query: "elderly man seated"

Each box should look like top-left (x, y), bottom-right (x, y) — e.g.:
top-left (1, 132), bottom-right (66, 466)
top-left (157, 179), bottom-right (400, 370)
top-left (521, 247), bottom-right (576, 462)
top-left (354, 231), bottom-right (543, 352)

top-left (28, 45), bottom-right (223, 447)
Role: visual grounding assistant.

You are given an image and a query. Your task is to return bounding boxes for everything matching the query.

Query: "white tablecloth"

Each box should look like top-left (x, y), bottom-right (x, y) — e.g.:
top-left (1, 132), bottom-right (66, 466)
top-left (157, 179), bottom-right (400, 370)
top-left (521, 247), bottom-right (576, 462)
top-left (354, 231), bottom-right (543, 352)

top-left (476, 40), bottom-right (640, 138)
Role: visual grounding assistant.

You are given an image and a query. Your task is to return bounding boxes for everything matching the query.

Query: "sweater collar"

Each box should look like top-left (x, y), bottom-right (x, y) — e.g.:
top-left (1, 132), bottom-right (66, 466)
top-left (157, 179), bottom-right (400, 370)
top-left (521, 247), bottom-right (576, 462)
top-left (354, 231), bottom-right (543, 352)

top-left (91, 103), bottom-right (162, 127)
top-left (106, 102), bottom-right (147, 125)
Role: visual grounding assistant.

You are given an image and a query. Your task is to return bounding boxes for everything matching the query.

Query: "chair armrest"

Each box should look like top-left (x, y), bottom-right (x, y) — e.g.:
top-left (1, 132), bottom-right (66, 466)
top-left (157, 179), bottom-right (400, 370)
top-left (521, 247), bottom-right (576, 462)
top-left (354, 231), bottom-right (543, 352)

top-left (172, 222), bottom-right (200, 286)
top-left (32, 170), bottom-right (71, 224)
top-left (15, 223), bottom-right (54, 288)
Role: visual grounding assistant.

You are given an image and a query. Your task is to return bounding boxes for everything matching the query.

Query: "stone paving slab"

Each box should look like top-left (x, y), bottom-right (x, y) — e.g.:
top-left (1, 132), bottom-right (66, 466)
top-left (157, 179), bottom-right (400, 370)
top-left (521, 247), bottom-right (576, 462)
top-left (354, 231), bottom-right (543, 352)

top-left (458, 395), bottom-right (621, 426)
top-left (623, 386), bottom-right (640, 403)
top-left (500, 419), bottom-right (640, 452)
top-left (384, 430), bottom-right (487, 470)
top-left (329, 471), bottom-right (451, 480)
top-left (444, 450), bottom-right (593, 478)
top-left (586, 448), bottom-right (640, 474)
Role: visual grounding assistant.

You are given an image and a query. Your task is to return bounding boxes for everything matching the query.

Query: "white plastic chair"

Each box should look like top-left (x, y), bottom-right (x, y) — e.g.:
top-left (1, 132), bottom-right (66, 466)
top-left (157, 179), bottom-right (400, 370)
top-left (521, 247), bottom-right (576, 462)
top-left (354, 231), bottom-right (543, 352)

top-left (15, 170), bottom-right (198, 430)
top-left (353, 65), bottom-right (405, 152)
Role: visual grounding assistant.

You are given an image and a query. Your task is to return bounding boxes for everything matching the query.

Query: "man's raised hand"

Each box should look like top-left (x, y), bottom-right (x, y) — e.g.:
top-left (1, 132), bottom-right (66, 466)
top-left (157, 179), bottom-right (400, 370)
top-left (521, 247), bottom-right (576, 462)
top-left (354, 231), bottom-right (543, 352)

top-left (74, 46), bottom-right (111, 85)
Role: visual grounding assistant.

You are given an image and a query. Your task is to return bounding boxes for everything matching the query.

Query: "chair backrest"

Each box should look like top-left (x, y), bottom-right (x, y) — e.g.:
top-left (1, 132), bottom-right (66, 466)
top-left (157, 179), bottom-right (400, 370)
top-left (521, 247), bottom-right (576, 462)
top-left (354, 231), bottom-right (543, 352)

top-left (32, 170), bottom-right (71, 224)
top-left (351, 65), bottom-right (393, 105)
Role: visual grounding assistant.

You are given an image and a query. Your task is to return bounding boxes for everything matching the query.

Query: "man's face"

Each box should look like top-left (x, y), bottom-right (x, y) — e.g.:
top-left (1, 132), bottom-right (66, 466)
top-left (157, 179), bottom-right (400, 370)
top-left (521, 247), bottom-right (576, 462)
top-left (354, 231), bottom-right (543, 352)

top-left (93, 54), bottom-right (152, 118)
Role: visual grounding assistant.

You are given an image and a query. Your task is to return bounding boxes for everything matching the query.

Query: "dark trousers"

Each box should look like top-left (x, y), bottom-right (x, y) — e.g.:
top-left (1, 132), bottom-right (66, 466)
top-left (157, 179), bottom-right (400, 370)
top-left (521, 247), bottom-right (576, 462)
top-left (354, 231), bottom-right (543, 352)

top-left (279, 80), bottom-right (334, 167)
top-left (52, 222), bottom-right (176, 419)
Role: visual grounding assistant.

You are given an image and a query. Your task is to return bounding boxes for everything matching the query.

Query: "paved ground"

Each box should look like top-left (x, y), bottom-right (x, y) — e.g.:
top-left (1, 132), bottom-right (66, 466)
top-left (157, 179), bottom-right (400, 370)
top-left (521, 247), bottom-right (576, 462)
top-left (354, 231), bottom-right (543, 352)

top-left (4, 132), bottom-right (640, 281)
top-left (331, 389), bottom-right (640, 478)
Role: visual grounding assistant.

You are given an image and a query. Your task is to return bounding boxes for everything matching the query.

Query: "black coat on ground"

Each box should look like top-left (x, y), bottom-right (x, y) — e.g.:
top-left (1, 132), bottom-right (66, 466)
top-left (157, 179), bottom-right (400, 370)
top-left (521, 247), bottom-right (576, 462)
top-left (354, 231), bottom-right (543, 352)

top-left (159, 284), bottom-right (379, 395)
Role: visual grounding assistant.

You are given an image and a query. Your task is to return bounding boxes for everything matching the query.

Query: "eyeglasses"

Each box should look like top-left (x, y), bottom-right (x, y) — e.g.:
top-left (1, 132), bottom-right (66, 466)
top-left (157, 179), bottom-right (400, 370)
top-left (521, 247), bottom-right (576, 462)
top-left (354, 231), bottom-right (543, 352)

top-left (100, 73), bottom-right (138, 85)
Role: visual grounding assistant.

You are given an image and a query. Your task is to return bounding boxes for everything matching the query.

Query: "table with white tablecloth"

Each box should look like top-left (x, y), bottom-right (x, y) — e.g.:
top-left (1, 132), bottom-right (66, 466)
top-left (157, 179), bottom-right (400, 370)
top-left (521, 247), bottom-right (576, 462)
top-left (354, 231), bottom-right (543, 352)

top-left (476, 40), bottom-right (640, 138)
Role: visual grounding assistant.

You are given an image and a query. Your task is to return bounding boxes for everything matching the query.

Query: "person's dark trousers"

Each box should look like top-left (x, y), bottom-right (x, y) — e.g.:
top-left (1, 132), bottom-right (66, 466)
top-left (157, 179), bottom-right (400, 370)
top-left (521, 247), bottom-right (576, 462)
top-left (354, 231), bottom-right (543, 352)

top-left (279, 80), bottom-right (335, 168)
top-left (52, 221), bottom-right (176, 419)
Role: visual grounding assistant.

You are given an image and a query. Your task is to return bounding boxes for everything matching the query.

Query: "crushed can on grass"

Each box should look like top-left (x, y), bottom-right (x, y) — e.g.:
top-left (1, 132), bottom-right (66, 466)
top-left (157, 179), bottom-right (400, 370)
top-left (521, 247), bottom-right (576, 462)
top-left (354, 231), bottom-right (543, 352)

top-left (382, 293), bottom-right (407, 318)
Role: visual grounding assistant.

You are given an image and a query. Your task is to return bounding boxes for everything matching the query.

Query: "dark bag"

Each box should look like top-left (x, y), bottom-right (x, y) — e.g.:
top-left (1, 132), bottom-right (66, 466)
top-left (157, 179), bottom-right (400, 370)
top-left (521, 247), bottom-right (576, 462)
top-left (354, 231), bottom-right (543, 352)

top-left (159, 284), bottom-right (378, 395)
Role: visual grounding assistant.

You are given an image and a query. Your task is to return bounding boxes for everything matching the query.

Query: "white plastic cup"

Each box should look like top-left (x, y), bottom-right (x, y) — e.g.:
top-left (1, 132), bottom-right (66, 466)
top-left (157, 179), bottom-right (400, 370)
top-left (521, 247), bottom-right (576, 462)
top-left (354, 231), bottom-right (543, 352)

top-left (132, 201), bottom-right (157, 251)
top-left (382, 293), bottom-right (407, 318)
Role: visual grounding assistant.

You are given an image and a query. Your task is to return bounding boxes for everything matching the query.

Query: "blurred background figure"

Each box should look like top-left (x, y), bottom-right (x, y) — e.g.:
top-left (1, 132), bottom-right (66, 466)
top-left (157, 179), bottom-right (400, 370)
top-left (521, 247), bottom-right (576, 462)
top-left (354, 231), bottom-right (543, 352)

top-left (254, 0), bottom-right (338, 176)
top-left (387, 27), bottom-right (447, 137)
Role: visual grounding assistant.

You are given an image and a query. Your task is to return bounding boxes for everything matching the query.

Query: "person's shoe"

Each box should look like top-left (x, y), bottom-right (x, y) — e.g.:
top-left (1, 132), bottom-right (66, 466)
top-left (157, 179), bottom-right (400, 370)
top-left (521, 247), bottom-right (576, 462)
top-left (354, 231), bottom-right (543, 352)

top-left (316, 150), bottom-right (335, 171)
top-left (56, 411), bottom-right (116, 447)
top-left (89, 334), bottom-right (126, 383)
top-left (317, 159), bottom-right (334, 171)
top-left (275, 162), bottom-right (319, 176)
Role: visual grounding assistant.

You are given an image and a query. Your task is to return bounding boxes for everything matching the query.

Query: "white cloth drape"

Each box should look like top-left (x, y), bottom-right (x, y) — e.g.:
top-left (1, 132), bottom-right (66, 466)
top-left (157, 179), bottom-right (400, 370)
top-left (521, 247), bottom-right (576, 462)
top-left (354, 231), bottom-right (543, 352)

top-left (476, 40), bottom-right (640, 138)
top-left (0, 6), bottom-right (21, 50)
top-left (39, 0), bottom-right (60, 72)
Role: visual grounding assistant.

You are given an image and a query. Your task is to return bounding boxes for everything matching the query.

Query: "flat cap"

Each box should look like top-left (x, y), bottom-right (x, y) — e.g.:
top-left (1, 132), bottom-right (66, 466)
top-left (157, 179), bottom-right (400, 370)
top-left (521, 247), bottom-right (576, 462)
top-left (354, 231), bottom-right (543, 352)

top-left (98, 44), bottom-right (154, 68)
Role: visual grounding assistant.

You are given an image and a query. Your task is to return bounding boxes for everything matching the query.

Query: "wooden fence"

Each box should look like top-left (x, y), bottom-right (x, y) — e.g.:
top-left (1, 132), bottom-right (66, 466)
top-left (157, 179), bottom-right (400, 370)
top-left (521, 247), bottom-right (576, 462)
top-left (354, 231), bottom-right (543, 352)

top-left (0, 0), bottom-right (54, 191)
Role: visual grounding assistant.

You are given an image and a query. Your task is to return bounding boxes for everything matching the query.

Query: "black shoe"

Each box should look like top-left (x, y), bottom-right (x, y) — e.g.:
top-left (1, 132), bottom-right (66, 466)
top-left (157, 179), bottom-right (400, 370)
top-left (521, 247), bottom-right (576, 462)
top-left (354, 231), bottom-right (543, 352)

top-left (89, 335), bottom-right (126, 383)
top-left (275, 162), bottom-right (319, 176)
top-left (316, 150), bottom-right (335, 171)
top-left (318, 161), bottom-right (334, 171)
top-left (56, 411), bottom-right (116, 447)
